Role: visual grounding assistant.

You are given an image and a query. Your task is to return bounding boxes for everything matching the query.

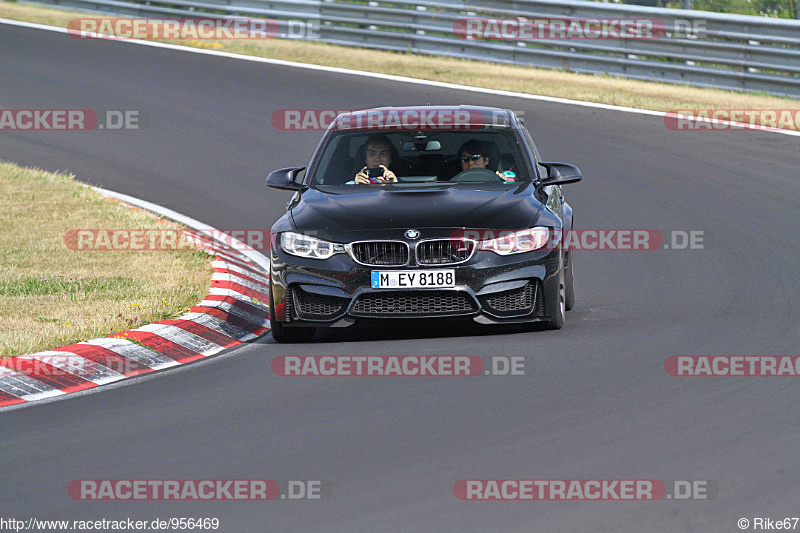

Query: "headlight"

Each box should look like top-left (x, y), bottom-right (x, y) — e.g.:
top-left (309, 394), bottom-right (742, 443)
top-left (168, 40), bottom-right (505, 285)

top-left (280, 232), bottom-right (344, 259)
top-left (478, 227), bottom-right (550, 255)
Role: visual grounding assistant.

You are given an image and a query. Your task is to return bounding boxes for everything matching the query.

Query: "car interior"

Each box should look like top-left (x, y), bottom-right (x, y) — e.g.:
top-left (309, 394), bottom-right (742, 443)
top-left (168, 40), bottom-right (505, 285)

top-left (313, 131), bottom-right (528, 186)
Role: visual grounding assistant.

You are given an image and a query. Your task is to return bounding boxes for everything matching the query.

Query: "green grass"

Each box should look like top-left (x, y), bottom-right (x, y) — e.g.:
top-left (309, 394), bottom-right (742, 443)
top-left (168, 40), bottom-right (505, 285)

top-left (0, 275), bottom-right (139, 297)
top-left (0, 161), bottom-right (213, 356)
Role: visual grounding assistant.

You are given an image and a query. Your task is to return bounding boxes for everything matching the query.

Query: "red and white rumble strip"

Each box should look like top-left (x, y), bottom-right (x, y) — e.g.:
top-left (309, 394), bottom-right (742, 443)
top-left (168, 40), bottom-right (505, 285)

top-left (0, 217), bottom-right (271, 409)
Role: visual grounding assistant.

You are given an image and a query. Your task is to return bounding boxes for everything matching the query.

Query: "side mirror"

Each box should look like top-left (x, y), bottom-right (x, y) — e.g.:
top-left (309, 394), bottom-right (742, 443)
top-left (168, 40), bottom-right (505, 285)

top-left (266, 167), bottom-right (306, 191)
top-left (538, 162), bottom-right (582, 186)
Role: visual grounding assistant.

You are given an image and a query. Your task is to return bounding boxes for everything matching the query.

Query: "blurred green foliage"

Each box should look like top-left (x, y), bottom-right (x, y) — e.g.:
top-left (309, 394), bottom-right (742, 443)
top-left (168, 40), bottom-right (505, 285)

top-left (615, 0), bottom-right (796, 18)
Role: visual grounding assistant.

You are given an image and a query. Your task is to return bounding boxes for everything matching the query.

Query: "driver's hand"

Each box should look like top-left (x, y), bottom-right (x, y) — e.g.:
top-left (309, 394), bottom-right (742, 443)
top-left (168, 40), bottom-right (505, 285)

top-left (376, 165), bottom-right (397, 183)
top-left (354, 166), bottom-right (397, 184)
top-left (354, 167), bottom-right (371, 184)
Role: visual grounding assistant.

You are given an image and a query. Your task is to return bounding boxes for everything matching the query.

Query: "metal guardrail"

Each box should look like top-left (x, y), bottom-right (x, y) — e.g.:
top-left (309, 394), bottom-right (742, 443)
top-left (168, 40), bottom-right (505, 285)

top-left (34, 0), bottom-right (800, 97)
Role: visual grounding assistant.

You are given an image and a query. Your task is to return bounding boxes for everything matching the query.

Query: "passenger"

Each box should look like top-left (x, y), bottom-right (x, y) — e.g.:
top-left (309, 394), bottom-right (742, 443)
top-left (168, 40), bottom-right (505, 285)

top-left (457, 140), bottom-right (515, 182)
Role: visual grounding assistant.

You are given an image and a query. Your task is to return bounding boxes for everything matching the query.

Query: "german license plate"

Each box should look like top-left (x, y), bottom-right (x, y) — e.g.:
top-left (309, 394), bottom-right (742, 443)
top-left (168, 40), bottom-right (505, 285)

top-left (371, 270), bottom-right (455, 289)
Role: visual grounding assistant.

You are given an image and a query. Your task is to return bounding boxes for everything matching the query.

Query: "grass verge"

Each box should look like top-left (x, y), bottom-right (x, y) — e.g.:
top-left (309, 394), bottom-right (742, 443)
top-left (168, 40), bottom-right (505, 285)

top-left (0, 1), bottom-right (797, 119)
top-left (0, 161), bottom-right (212, 357)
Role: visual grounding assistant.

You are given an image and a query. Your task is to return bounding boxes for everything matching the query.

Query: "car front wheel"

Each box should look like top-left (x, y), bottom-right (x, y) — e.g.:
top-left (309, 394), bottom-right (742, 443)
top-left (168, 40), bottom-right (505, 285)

top-left (545, 258), bottom-right (565, 330)
top-left (564, 250), bottom-right (575, 311)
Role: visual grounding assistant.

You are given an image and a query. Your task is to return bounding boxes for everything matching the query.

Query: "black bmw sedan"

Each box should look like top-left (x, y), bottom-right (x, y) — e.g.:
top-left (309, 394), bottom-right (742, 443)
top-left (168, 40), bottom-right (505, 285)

top-left (265, 105), bottom-right (581, 342)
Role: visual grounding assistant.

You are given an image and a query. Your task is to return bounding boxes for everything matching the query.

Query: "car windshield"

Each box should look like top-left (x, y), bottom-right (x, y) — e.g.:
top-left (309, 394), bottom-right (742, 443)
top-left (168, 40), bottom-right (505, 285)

top-left (308, 128), bottom-right (531, 187)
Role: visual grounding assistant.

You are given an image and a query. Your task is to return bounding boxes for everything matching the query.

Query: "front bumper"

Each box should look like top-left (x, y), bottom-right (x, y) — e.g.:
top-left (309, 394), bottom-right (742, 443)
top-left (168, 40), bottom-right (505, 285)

top-left (270, 240), bottom-right (562, 327)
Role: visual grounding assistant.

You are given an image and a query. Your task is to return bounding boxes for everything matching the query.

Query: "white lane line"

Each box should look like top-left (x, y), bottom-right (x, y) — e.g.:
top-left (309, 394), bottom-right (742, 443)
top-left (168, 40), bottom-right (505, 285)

top-left (1, 17), bottom-right (798, 137)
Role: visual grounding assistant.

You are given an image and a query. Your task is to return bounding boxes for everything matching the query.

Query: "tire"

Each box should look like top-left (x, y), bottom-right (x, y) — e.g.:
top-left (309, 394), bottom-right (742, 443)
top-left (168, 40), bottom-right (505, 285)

top-left (564, 250), bottom-right (575, 311)
top-left (545, 257), bottom-right (566, 330)
top-left (269, 281), bottom-right (315, 343)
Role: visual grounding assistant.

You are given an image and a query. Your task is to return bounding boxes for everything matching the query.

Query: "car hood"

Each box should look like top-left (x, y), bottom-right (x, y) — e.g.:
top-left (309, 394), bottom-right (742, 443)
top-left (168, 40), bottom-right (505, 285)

top-left (289, 184), bottom-right (543, 238)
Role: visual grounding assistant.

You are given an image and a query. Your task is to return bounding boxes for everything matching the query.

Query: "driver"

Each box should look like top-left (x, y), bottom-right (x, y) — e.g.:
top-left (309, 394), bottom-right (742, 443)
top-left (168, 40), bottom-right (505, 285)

top-left (457, 140), bottom-right (515, 182)
top-left (351, 134), bottom-right (399, 184)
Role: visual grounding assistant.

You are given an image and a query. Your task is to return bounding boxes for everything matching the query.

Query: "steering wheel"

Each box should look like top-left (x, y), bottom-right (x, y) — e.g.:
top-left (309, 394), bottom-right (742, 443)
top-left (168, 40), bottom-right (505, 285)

top-left (449, 167), bottom-right (504, 182)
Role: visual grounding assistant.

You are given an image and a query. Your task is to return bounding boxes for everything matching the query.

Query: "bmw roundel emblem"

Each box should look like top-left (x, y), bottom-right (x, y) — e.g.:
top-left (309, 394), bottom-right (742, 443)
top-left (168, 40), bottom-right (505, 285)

top-left (405, 229), bottom-right (420, 239)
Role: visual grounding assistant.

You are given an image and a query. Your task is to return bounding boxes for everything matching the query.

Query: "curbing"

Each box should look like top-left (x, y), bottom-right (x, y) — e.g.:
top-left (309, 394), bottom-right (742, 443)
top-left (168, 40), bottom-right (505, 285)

top-left (0, 188), bottom-right (272, 408)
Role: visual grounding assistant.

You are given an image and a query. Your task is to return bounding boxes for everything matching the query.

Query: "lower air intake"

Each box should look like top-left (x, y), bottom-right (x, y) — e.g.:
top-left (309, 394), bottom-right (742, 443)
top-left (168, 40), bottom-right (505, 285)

top-left (482, 282), bottom-right (535, 317)
top-left (292, 287), bottom-right (347, 320)
top-left (351, 291), bottom-right (476, 316)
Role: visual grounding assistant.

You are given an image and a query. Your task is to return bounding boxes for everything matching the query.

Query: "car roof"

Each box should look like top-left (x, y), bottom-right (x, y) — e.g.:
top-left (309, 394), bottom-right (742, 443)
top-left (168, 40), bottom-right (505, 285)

top-left (329, 105), bottom-right (516, 132)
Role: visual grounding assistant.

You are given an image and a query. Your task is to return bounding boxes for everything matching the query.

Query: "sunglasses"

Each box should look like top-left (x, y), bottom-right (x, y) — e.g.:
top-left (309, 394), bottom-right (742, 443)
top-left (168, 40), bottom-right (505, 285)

top-left (460, 154), bottom-right (484, 163)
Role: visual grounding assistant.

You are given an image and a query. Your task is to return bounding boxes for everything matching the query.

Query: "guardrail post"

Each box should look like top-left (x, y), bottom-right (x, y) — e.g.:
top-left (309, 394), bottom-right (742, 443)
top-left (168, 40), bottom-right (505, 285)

top-left (682, 0), bottom-right (693, 9)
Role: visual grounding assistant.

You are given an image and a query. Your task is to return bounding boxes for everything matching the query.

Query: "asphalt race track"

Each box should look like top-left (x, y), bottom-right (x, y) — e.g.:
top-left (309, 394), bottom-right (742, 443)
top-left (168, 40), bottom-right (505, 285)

top-left (1, 22), bottom-right (798, 532)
